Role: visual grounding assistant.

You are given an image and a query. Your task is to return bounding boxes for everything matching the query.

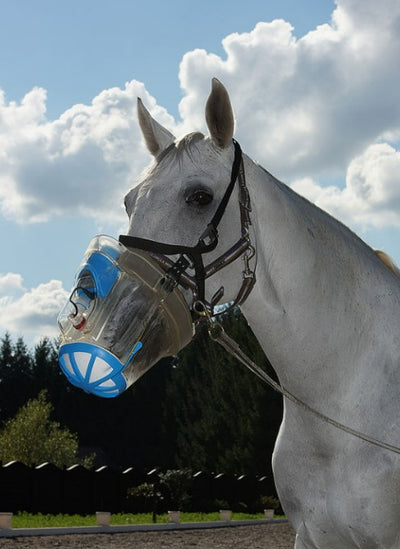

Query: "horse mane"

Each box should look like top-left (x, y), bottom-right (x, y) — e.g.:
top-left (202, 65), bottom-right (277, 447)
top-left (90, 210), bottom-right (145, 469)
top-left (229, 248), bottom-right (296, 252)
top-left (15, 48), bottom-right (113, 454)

top-left (374, 250), bottom-right (399, 276)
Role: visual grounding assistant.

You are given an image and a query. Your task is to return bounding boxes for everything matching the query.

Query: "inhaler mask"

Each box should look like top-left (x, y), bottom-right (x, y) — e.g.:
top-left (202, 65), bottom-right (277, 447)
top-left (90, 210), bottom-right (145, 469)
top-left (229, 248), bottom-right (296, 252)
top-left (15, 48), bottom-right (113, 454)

top-left (58, 235), bottom-right (194, 398)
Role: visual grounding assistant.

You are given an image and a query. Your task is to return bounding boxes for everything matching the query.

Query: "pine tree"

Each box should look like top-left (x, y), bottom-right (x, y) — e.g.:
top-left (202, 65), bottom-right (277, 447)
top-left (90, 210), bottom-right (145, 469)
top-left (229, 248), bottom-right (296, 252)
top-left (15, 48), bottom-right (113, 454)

top-left (0, 334), bottom-right (34, 422)
top-left (163, 310), bottom-right (283, 474)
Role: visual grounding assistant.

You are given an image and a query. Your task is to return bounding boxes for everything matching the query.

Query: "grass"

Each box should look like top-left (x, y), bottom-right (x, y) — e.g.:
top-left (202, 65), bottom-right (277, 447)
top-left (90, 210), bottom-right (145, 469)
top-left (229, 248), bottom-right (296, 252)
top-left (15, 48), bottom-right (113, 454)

top-left (11, 511), bottom-right (275, 528)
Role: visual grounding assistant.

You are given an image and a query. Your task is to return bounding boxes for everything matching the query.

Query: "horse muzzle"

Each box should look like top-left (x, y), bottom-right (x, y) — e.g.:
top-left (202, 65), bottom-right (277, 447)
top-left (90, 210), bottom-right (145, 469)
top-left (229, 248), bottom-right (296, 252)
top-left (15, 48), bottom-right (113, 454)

top-left (57, 235), bottom-right (194, 398)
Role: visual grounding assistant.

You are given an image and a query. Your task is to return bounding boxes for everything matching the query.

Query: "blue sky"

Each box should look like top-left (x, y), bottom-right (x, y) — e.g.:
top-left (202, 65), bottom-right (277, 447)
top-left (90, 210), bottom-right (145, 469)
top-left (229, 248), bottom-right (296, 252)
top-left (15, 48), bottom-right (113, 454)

top-left (1, 0), bottom-right (399, 347)
top-left (1, 1), bottom-right (334, 120)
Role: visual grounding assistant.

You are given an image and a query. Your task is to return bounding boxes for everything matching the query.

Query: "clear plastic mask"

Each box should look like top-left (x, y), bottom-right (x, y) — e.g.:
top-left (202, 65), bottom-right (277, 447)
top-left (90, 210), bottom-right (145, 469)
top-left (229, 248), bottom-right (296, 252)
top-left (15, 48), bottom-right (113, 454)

top-left (58, 235), bottom-right (194, 398)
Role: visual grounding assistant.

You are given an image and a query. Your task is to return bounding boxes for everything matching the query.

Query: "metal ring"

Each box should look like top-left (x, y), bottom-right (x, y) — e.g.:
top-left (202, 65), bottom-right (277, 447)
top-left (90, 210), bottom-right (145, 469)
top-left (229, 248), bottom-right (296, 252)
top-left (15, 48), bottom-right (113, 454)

top-left (193, 300), bottom-right (213, 323)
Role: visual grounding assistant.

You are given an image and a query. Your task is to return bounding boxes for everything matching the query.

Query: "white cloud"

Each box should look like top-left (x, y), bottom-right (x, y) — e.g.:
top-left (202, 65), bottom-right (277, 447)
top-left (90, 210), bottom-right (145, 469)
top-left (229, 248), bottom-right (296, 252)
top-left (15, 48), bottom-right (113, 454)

top-left (0, 278), bottom-right (68, 340)
top-left (0, 81), bottom-right (176, 225)
top-left (178, 0), bottom-right (400, 180)
top-left (291, 143), bottom-right (400, 228)
top-left (0, 273), bottom-right (25, 294)
top-left (0, 0), bottom-right (399, 236)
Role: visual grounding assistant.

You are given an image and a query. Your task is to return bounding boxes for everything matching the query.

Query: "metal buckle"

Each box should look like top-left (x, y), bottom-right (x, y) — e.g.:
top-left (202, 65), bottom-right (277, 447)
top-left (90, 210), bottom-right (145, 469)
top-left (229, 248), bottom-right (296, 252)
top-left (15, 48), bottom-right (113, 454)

top-left (166, 254), bottom-right (193, 285)
top-left (198, 224), bottom-right (218, 248)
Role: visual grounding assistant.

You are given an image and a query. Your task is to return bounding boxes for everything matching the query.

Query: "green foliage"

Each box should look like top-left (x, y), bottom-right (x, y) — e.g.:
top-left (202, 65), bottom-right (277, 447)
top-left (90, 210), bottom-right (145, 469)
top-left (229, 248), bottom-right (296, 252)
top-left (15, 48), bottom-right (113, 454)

top-left (259, 495), bottom-right (280, 511)
top-left (13, 512), bottom-right (97, 528)
top-left (127, 469), bottom-right (193, 512)
top-left (127, 482), bottom-right (163, 513)
top-left (214, 499), bottom-right (230, 510)
top-left (127, 482), bottom-right (161, 500)
top-left (158, 468), bottom-right (193, 509)
top-left (0, 391), bottom-right (81, 468)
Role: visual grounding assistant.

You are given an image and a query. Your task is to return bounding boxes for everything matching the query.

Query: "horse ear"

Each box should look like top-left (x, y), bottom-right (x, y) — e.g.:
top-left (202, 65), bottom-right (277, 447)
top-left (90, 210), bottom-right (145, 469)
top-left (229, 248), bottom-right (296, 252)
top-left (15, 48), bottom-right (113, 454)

top-left (137, 98), bottom-right (175, 156)
top-left (205, 78), bottom-right (235, 149)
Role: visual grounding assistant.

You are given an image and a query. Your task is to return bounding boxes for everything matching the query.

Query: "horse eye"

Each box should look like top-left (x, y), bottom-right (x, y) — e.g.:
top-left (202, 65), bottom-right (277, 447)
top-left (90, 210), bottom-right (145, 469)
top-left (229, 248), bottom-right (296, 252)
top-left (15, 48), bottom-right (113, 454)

top-left (185, 189), bottom-right (213, 206)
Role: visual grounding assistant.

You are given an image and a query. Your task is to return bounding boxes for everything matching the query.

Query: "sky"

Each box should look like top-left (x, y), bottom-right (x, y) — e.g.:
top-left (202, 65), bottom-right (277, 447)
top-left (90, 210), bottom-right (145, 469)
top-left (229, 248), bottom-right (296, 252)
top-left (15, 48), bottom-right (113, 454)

top-left (1, 0), bottom-right (399, 348)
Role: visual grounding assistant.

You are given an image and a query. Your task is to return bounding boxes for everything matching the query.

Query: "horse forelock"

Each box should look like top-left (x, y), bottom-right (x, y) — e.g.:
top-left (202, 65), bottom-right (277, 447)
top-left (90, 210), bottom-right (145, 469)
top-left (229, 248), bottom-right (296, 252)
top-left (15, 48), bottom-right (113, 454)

top-left (154, 132), bottom-right (205, 167)
top-left (177, 132), bottom-right (205, 152)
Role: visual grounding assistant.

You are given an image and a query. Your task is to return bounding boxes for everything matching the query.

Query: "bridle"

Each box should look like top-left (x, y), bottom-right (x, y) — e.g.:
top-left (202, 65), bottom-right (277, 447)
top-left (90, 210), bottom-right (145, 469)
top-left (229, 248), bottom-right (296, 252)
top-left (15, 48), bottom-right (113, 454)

top-left (119, 139), bottom-right (256, 317)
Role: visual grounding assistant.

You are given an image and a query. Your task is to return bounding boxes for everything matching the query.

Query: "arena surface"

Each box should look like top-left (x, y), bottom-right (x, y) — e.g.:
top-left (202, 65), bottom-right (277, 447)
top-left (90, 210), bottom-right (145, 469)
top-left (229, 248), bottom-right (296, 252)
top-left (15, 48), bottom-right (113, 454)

top-left (0, 522), bottom-right (295, 548)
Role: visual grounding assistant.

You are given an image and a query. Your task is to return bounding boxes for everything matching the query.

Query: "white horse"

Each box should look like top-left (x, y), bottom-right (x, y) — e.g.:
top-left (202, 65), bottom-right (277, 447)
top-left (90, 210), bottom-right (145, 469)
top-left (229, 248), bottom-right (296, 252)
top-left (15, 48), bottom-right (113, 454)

top-left (124, 79), bottom-right (400, 548)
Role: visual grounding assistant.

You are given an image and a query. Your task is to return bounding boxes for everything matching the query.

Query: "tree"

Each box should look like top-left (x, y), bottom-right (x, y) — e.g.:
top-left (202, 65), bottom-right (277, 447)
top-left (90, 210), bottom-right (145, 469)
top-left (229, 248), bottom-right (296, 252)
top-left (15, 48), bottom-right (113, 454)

top-left (0, 391), bottom-right (82, 468)
top-left (163, 309), bottom-right (283, 474)
top-left (31, 337), bottom-right (72, 409)
top-left (0, 333), bottom-right (33, 422)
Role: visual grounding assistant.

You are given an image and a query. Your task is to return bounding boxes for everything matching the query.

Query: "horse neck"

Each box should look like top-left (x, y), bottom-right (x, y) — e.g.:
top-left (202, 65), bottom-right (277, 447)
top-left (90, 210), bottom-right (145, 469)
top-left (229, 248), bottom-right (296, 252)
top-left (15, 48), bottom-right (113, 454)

top-left (240, 156), bottom-right (393, 397)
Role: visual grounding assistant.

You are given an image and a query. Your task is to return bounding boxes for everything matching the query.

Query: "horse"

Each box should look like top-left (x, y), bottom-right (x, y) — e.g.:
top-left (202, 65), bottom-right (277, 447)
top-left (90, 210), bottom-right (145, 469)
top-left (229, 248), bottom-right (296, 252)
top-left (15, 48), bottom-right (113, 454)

top-left (123, 78), bottom-right (400, 548)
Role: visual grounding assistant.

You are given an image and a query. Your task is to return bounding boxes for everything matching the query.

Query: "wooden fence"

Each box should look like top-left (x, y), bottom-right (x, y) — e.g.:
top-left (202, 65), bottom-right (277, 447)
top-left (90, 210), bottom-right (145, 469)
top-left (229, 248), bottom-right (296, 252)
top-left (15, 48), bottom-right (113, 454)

top-left (0, 462), bottom-right (277, 514)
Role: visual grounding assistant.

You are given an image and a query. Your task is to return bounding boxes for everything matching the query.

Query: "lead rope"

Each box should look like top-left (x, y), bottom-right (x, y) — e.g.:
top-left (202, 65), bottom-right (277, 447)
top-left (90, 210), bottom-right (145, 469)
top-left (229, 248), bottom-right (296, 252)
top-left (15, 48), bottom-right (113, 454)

top-left (198, 310), bottom-right (400, 455)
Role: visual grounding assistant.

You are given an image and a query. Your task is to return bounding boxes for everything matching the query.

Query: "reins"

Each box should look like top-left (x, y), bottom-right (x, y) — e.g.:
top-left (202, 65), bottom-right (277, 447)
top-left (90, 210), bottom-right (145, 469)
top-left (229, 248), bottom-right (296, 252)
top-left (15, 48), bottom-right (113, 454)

top-left (197, 306), bottom-right (400, 456)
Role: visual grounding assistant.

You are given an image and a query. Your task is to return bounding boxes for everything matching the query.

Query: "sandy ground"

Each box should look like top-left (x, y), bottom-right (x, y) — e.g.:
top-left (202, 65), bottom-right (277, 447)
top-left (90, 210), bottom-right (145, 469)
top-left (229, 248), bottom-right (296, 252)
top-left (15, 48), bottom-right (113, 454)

top-left (0, 523), bottom-right (296, 548)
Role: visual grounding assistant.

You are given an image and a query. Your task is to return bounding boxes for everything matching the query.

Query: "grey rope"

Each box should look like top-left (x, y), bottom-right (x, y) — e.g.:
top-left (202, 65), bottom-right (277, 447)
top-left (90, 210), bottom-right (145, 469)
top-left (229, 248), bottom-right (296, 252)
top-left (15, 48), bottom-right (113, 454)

top-left (208, 321), bottom-right (400, 455)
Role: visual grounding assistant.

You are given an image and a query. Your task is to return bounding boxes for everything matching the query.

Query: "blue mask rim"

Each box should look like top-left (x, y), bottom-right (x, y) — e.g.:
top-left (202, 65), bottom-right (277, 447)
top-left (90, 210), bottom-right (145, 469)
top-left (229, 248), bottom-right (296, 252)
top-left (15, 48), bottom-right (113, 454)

top-left (59, 341), bottom-right (142, 398)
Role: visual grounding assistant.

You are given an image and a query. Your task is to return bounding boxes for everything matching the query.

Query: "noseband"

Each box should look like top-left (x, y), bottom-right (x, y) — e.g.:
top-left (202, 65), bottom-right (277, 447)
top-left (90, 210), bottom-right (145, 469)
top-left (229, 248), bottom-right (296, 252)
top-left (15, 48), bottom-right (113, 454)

top-left (119, 139), bottom-right (256, 317)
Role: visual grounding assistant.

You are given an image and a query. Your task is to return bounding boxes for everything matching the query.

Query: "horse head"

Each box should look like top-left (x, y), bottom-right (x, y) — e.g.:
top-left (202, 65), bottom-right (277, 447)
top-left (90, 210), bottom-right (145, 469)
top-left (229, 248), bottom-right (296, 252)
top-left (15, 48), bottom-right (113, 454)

top-left (123, 78), bottom-right (253, 309)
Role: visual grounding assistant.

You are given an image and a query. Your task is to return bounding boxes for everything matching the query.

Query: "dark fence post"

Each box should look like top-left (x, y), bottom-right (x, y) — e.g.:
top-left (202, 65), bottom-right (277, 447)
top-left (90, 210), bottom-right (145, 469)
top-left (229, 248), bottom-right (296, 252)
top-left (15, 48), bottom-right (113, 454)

top-left (63, 464), bottom-right (94, 514)
top-left (212, 473), bottom-right (236, 509)
top-left (32, 462), bottom-right (63, 513)
top-left (0, 461), bottom-right (33, 513)
top-left (192, 471), bottom-right (213, 511)
top-left (257, 475), bottom-right (277, 498)
top-left (147, 468), bottom-right (160, 522)
top-left (235, 474), bottom-right (259, 512)
top-left (93, 465), bottom-right (120, 513)
top-left (119, 467), bottom-right (146, 513)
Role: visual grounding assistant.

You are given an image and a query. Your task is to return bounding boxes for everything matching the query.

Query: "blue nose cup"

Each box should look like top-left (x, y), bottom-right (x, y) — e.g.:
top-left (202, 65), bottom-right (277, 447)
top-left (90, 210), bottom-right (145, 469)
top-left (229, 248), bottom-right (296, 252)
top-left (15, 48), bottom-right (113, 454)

top-left (59, 341), bottom-right (143, 398)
